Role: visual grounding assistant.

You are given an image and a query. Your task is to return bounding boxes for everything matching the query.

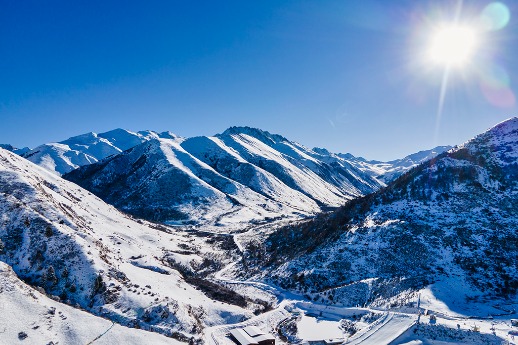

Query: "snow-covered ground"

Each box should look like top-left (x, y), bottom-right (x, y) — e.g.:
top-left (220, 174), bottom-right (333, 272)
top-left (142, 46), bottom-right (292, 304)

top-left (205, 270), bottom-right (516, 345)
top-left (204, 213), bottom-right (517, 345)
top-left (0, 147), bottom-right (254, 342)
top-left (1, 119), bottom-right (517, 344)
top-left (0, 262), bottom-right (180, 345)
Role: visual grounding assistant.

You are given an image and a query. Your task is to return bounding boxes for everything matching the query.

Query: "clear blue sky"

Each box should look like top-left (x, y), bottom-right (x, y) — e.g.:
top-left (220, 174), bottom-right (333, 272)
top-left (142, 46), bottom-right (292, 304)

top-left (1, 0), bottom-right (516, 160)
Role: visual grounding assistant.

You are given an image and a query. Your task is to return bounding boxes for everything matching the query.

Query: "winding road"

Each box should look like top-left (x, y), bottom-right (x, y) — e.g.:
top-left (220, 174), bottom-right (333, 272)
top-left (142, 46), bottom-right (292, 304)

top-left (205, 260), bottom-right (417, 345)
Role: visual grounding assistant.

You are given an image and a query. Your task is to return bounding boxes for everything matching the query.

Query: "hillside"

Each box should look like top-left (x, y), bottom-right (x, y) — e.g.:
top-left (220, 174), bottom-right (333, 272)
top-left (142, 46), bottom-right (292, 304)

top-left (0, 262), bottom-right (179, 345)
top-left (0, 147), bottom-right (260, 343)
top-left (241, 118), bottom-right (518, 308)
top-left (64, 127), bottom-right (385, 225)
top-left (13, 126), bottom-right (453, 226)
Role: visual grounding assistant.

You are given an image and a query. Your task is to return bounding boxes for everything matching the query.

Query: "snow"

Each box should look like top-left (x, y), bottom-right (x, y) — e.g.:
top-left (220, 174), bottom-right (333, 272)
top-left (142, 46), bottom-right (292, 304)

top-left (21, 128), bottom-right (177, 175)
top-left (1, 119), bottom-right (517, 344)
top-left (0, 147), bottom-right (253, 341)
top-left (297, 315), bottom-right (344, 340)
top-left (16, 125), bottom-right (452, 227)
top-left (346, 313), bottom-right (415, 345)
top-left (340, 146), bottom-right (452, 184)
top-left (0, 262), bottom-right (180, 345)
top-left (221, 132), bottom-right (355, 206)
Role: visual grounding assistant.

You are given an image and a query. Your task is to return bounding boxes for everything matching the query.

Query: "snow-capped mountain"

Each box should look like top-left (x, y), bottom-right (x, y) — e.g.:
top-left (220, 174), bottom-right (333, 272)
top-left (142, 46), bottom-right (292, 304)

top-left (330, 145), bottom-right (453, 184)
top-left (0, 143), bottom-right (30, 155)
top-left (63, 127), bottom-right (385, 225)
top-left (0, 147), bottom-right (258, 342)
top-left (64, 137), bottom-right (316, 225)
top-left (20, 128), bottom-right (178, 175)
top-left (1, 119), bottom-right (516, 344)
top-left (11, 125), bottom-right (454, 226)
top-left (13, 126), bottom-right (451, 185)
top-left (241, 118), bottom-right (518, 307)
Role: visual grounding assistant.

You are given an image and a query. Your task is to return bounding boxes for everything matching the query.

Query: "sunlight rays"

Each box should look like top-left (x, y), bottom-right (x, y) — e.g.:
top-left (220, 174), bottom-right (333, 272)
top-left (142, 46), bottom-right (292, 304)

top-left (414, 1), bottom-right (514, 145)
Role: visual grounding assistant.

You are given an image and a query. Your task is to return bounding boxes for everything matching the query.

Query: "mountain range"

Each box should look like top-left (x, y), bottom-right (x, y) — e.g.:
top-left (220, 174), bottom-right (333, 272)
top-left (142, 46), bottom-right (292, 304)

top-left (241, 118), bottom-right (518, 308)
top-left (1, 119), bottom-right (515, 344)
top-left (3, 127), bottom-right (450, 225)
top-left (18, 128), bottom-right (178, 175)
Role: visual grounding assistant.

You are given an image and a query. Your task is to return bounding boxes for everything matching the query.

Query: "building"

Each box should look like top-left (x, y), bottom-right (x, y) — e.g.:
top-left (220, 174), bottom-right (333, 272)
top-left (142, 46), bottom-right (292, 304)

top-left (229, 326), bottom-right (275, 345)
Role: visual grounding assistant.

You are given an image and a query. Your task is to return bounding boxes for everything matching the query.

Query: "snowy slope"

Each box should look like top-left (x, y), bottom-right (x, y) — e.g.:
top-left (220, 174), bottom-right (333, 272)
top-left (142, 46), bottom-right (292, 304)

top-left (242, 118), bottom-right (518, 308)
top-left (16, 126), bottom-right (448, 184)
top-left (0, 147), bottom-right (255, 342)
top-left (21, 128), bottom-right (176, 175)
top-left (215, 127), bottom-right (382, 205)
top-left (64, 138), bottom-right (319, 225)
top-left (64, 127), bottom-right (388, 225)
top-left (21, 125), bottom-right (450, 225)
top-left (181, 135), bottom-right (321, 213)
top-left (0, 262), bottom-right (179, 345)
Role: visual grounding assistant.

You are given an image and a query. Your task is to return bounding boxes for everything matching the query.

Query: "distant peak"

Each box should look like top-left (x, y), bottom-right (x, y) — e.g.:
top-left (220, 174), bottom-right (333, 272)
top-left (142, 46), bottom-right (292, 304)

top-left (1, 144), bottom-right (31, 155)
top-left (157, 131), bottom-right (180, 140)
top-left (312, 147), bottom-right (331, 155)
top-left (337, 152), bottom-right (359, 160)
top-left (219, 126), bottom-right (288, 144)
top-left (467, 117), bottom-right (518, 144)
top-left (99, 128), bottom-right (132, 136)
top-left (0, 144), bottom-right (15, 151)
top-left (62, 132), bottom-right (98, 143)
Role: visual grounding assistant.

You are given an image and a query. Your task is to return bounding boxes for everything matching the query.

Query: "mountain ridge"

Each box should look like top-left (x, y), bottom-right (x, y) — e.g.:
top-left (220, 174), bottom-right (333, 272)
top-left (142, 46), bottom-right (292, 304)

top-left (19, 128), bottom-right (178, 175)
top-left (63, 127), bottom-right (393, 225)
top-left (239, 117), bottom-right (518, 308)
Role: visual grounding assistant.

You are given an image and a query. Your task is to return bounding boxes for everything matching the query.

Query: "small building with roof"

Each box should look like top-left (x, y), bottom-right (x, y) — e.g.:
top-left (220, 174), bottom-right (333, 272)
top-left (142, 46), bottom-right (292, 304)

top-left (229, 326), bottom-right (275, 345)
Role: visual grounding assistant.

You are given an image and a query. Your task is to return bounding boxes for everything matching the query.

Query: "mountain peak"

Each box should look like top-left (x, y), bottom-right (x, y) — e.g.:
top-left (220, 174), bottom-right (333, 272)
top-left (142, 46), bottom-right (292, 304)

top-left (219, 126), bottom-right (288, 145)
top-left (0, 144), bottom-right (31, 155)
top-left (62, 131), bottom-right (98, 144)
top-left (312, 147), bottom-right (332, 156)
top-left (100, 127), bottom-right (129, 134)
top-left (458, 117), bottom-right (518, 168)
top-left (0, 144), bottom-right (15, 151)
top-left (486, 116), bottom-right (518, 136)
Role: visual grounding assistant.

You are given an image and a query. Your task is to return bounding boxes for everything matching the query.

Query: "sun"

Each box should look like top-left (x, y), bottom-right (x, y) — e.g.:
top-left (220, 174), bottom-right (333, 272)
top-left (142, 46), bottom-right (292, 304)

top-left (427, 25), bottom-right (478, 67)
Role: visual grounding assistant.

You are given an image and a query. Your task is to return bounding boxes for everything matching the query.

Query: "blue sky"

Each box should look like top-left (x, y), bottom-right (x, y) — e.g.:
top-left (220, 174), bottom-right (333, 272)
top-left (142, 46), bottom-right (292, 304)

top-left (1, 0), bottom-right (516, 160)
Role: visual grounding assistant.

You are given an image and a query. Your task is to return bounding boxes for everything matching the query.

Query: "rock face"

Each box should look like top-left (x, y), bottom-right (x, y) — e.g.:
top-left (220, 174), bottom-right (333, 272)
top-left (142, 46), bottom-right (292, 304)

top-left (64, 127), bottom-right (387, 225)
top-left (243, 118), bottom-right (518, 306)
top-left (0, 147), bottom-right (253, 342)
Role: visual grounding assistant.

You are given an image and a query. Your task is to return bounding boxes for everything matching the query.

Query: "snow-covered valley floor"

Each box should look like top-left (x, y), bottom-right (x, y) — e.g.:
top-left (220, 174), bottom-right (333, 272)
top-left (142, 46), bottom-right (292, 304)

top-left (2, 220), bottom-right (517, 345)
top-left (202, 260), bottom-right (517, 345)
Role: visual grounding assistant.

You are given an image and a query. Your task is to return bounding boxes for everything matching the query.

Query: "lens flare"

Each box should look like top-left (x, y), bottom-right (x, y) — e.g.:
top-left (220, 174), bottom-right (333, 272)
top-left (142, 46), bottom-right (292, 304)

top-left (480, 2), bottom-right (511, 31)
top-left (479, 63), bottom-right (516, 108)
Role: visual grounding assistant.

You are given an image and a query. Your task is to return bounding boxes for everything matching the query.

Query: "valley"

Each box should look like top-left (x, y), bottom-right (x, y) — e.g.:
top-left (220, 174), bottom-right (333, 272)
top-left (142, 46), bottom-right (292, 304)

top-left (1, 119), bottom-right (517, 344)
